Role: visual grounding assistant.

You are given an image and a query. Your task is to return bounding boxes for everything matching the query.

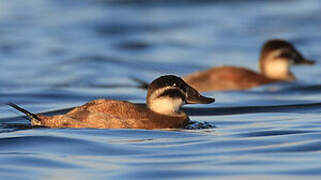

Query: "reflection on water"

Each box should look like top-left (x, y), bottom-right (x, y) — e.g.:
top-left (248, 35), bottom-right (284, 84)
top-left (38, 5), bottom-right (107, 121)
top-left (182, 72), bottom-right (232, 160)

top-left (1, 0), bottom-right (321, 179)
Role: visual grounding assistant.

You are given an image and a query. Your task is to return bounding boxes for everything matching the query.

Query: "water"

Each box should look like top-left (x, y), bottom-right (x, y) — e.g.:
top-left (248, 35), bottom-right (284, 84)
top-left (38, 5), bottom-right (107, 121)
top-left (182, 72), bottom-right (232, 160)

top-left (1, 0), bottom-right (321, 179)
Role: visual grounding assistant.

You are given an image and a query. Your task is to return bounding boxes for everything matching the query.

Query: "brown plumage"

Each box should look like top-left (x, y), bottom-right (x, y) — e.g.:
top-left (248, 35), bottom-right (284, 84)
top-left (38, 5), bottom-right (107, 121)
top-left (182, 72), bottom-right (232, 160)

top-left (184, 66), bottom-right (278, 92)
top-left (184, 39), bottom-right (315, 92)
top-left (9, 75), bottom-right (215, 129)
top-left (21, 99), bottom-right (189, 129)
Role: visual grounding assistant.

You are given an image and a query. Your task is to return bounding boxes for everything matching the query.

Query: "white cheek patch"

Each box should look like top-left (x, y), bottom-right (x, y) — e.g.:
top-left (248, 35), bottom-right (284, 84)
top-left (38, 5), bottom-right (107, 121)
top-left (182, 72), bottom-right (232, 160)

top-left (264, 59), bottom-right (290, 79)
top-left (262, 49), bottom-right (292, 80)
top-left (149, 97), bottom-right (184, 115)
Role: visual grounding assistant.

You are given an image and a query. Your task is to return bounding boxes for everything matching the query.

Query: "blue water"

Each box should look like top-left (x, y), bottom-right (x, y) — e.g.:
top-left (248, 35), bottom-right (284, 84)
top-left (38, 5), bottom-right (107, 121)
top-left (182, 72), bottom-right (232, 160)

top-left (1, 0), bottom-right (321, 179)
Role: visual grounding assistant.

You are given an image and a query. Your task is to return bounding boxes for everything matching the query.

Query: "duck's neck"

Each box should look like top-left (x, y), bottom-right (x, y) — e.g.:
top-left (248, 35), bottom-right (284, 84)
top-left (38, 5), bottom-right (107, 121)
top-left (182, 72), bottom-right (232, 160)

top-left (260, 53), bottom-right (295, 81)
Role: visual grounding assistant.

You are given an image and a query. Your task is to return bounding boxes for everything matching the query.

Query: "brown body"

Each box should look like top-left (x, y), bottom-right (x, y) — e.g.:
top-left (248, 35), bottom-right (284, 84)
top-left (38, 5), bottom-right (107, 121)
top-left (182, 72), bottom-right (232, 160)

top-left (183, 40), bottom-right (315, 92)
top-left (184, 66), bottom-right (279, 92)
top-left (9, 75), bottom-right (214, 130)
top-left (34, 99), bottom-right (189, 129)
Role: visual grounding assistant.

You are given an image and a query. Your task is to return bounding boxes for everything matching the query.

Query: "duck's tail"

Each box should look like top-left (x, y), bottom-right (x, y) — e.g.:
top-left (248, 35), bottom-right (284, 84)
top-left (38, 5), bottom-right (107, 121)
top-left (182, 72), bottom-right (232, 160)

top-left (8, 103), bottom-right (41, 123)
top-left (129, 77), bottom-right (149, 89)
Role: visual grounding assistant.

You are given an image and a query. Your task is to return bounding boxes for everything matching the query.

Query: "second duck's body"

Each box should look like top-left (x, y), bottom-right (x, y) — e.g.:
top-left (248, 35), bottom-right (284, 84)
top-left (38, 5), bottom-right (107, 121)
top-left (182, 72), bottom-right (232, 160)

top-left (183, 66), bottom-right (277, 91)
top-left (9, 75), bottom-right (215, 129)
top-left (184, 39), bottom-right (315, 92)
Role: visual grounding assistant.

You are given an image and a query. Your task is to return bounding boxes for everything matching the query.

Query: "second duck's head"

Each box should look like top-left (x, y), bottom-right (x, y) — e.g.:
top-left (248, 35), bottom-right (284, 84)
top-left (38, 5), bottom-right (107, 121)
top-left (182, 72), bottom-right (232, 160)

top-left (259, 39), bottom-right (315, 81)
top-left (147, 75), bottom-right (215, 115)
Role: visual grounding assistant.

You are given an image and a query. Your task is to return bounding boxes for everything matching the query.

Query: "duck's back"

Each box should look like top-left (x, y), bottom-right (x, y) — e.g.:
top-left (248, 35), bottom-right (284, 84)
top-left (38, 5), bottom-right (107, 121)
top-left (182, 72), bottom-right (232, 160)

top-left (37, 99), bottom-right (188, 129)
top-left (183, 66), bottom-right (278, 91)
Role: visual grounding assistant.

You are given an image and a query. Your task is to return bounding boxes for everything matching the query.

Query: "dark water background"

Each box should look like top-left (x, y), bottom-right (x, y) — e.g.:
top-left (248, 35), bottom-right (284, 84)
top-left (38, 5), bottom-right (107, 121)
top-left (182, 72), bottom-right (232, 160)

top-left (1, 0), bottom-right (321, 179)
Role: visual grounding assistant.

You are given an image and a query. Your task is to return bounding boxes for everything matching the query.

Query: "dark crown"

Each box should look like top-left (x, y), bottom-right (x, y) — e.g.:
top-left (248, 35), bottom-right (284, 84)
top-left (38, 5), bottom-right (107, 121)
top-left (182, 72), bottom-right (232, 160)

top-left (148, 75), bottom-right (188, 95)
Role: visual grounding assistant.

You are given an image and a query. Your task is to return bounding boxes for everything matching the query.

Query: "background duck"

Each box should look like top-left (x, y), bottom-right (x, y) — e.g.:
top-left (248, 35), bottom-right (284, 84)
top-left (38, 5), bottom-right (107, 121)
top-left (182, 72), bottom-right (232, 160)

top-left (8, 75), bottom-right (214, 129)
top-left (184, 39), bottom-right (315, 92)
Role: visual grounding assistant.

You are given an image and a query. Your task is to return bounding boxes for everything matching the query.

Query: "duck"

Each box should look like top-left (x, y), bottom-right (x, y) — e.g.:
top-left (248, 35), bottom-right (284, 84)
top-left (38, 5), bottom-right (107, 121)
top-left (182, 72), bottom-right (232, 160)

top-left (183, 39), bottom-right (315, 92)
top-left (8, 75), bottom-right (215, 129)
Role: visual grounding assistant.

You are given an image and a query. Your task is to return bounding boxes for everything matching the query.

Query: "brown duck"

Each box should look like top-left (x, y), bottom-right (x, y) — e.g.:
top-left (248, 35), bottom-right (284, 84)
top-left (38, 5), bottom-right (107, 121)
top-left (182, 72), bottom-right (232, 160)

top-left (9, 75), bottom-right (215, 129)
top-left (184, 39), bottom-right (315, 92)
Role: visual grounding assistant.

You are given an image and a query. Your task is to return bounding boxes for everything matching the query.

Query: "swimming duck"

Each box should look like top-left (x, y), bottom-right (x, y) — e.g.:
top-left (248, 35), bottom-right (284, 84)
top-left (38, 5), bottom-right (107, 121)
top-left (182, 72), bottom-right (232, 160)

top-left (183, 39), bottom-right (315, 92)
top-left (8, 75), bottom-right (215, 129)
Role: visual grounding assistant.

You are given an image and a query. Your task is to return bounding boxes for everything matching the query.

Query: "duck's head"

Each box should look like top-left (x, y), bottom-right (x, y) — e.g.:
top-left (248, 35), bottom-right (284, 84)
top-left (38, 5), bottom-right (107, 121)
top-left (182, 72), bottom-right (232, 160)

top-left (147, 75), bottom-right (215, 115)
top-left (259, 39), bottom-right (315, 81)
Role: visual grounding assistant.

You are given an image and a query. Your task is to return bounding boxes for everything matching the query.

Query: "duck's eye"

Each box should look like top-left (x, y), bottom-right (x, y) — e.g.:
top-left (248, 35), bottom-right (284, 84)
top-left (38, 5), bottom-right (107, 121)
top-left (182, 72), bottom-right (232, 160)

top-left (278, 51), bottom-right (292, 59)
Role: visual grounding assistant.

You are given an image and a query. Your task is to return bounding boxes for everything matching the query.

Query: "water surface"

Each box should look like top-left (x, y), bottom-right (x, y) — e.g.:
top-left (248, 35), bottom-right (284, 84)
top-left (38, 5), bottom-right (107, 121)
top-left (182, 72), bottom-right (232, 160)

top-left (1, 0), bottom-right (321, 179)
